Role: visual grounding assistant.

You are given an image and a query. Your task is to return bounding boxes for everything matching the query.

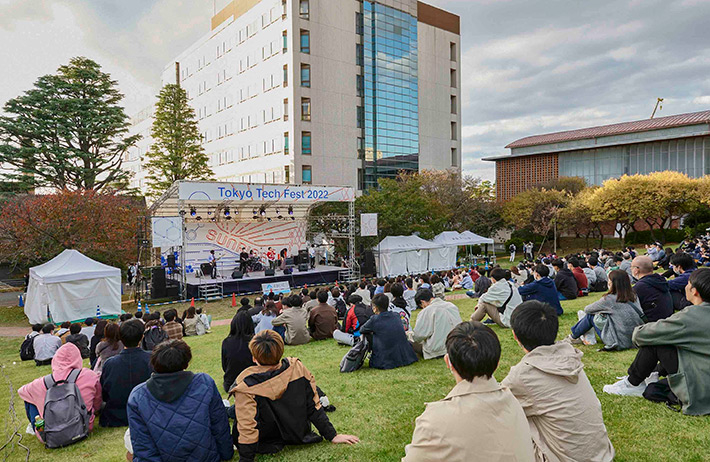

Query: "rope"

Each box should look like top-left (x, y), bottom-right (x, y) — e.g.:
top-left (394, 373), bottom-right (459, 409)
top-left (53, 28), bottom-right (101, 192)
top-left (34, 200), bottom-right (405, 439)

top-left (0, 364), bottom-right (30, 462)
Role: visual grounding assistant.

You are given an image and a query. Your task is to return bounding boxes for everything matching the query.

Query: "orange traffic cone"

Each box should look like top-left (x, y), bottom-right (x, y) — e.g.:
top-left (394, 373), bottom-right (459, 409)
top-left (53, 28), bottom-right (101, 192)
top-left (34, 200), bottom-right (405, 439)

top-left (232, 292), bottom-right (237, 307)
top-left (190, 297), bottom-right (195, 308)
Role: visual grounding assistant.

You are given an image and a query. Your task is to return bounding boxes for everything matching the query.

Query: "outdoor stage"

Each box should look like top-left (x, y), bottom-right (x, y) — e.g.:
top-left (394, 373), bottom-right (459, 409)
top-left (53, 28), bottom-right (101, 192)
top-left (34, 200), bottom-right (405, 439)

top-left (184, 264), bottom-right (344, 297)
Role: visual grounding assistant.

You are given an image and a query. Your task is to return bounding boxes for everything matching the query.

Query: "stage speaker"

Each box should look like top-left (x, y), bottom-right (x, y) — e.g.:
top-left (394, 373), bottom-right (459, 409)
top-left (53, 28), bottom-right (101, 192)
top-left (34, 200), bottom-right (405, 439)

top-left (299, 263), bottom-right (309, 272)
top-left (265, 268), bottom-right (275, 276)
top-left (151, 267), bottom-right (166, 299)
top-left (299, 249), bottom-right (309, 262)
top-left (362, 250), bottom-right (376, 275)
top-left (231, 270), bottom-right (243, 279)
top-left (167, 254), bottom-right (176, 268)
top-left (200, 263), bottom-right (212, 276)
top-left (285, 257), bottom-right (294, 267)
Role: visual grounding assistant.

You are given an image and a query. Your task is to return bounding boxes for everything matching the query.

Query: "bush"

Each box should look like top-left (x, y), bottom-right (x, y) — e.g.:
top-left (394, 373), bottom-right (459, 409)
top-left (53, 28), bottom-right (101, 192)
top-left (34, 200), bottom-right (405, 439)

top-left (625, 229), bottom-right (686, 245)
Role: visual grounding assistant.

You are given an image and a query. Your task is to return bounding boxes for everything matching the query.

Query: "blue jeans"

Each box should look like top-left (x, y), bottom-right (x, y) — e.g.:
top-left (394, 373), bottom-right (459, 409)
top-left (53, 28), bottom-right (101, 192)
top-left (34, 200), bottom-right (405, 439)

top-left (558, 293), bottom-right (567, 301)
top-left (466, 291), bottom-right (478, 299)
top-left (25, 402), bottom-right (40, 430)
top-left (571, 314), bottom-right (602, 339)
top-left (273, 325), bottom-right (286, 340)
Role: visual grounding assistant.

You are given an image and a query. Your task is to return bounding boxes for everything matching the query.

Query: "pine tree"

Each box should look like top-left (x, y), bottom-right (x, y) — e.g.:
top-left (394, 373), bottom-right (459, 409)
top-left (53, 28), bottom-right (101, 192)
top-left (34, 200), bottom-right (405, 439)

top-left (0, 57), bottom-right (139, 192)
top-left (144, 84), bottom-right (213, 197)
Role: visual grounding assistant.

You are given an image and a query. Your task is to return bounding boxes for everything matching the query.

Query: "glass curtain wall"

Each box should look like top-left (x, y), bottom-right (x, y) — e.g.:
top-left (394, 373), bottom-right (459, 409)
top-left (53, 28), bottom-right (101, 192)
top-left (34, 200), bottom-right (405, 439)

top-left (362, 1), bottom-right (419, 190)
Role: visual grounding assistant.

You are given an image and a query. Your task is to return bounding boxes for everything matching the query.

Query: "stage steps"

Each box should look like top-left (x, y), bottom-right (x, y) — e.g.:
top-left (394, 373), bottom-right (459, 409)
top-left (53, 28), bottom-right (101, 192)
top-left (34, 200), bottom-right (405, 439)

top-left (199, 283), bottom-right (223, 301)
top-left (339, 262), bottom-right (360, 283)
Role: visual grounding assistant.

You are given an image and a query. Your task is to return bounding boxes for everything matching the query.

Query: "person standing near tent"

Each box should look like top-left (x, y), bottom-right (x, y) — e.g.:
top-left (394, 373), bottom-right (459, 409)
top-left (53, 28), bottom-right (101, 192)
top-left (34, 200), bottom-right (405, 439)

top-left (509, 243), bottom-right (517, 262)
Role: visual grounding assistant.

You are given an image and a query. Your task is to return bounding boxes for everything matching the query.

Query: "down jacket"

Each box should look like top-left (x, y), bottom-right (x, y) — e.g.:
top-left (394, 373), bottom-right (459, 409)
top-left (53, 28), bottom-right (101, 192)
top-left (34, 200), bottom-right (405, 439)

top-left (127, 372), bottom-right (233, 462)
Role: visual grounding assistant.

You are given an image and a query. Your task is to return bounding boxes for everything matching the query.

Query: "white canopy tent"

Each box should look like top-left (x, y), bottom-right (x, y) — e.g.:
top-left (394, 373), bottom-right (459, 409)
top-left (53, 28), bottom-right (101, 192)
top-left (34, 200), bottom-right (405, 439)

top-left (375, 235), bottom-right (445, 277)
top-left (24, 250), bottom-right (122, 325)
top-left (459, 230), bottom-right (495, 245)
top-left (433, 231), bottom-right (496, 269)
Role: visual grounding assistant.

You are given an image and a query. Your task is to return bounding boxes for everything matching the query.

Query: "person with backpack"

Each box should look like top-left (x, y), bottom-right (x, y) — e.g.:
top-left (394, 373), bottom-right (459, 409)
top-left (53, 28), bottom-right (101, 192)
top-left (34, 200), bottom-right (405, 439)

top-left (18, 342), bottom-right (102, 447)
top-left (471, 267), bottom-right (523, 328)
top-left (231, 330), bottom-right (359, 461)
top-left (360, 294), bottom-right (418, 370)
top-left (20, 324), bottom-right (43, 362)
top-left (33, 324), bottom-right (63, 366)
top-left (333, 294), bottom-right (374, 346)
top-left (100, 319), bottom-right (152, 427)
top-left (141, 313), bottom-right (169, 351)
top-left (308, 290), bottom-right (339, 340)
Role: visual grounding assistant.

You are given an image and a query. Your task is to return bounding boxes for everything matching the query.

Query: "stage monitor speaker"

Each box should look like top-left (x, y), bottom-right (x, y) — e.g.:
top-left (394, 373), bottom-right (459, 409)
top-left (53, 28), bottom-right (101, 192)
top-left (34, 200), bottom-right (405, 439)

top-left (151, 267), bottom-right (166, 299)
top-left (231, 270), bottom-right (243, 279)
top-left (362, 250), bottom-right (376, 275)
top-left (298, 263), bottom-right (309, 272)
top-left (298, 249), bottom-right (309, 262)
top-left (283, 268), bottom-right (293, 275)
top-left (167, 254), bottom-right (176, 268)
top-left (265, 268), bottom-right (275, 276)
top-left (200, 263), bottom-right (212, 276)
top-left (285, 257), bottom-right (294, 267)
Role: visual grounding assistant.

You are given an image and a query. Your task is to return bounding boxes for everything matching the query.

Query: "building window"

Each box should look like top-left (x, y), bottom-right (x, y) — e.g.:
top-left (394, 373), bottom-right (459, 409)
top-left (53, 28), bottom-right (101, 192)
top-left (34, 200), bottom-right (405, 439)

top-left (357, 106), bottom-right (364, 128)
top-left (282, 0), bottom-right (287, 18)
top-left (451, 148), bottom-right (458, 167)
top-left (451, 95), bottom-right (457, 114)
top-left (300, 30), bottom-right (310, 53)
top-left (282, 30), bottom-right (288, 52)
top-left (356, 44), bottom-right (364, 67)
top-left (302, 165), bottom-right (312, 184)
top-left (301, 98), bottom-right (311, 121)
top-left (357, 168), bottom-right (364, 190)
top-left (450, 69), bottom-right (457, 88)
top-left (357, 136), bottom-right (364, 158)
top-left (285, 165), bottom-right (290, 183)
top-left (284, 132), bottom-right (289, 154)
top-left (300, 64), bottom-right (311, 87)
top-left (283, 64), bottom-right (288, 86)
top-left (451, 121), bottom-right (457, 140)
top-left (283, 98), bottom-right (289, 121)
top-left (302, 131), bottom-right (312, 155)
top-left (356, 12), bottom-right (364, 35)
top-left (450, 42), bottom-right (457, 61)
top-left (299, 0), bottom-right (309, 19)
top-left (356, 74), bottom-right (364, 97)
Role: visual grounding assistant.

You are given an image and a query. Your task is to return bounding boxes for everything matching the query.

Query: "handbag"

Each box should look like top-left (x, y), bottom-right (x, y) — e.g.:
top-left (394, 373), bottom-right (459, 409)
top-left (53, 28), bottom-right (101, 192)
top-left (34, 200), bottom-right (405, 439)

top-left (497, 282), bottom-right (514, 314)
top-left (627, 302), bottom-right (648, 323)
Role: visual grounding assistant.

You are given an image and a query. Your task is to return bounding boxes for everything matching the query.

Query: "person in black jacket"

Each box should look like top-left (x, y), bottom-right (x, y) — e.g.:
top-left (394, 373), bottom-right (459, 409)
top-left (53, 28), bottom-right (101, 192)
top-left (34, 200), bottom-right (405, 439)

top-left (89, 319), bottom-right (108, 369)
top-left (360, 294), bottom-right (418, 370)
top-left (231, 330), bottom-right (359, 461)
top-left (552, 259), bottom-right (578, 300)
top-left (222, 311), bottom-right (256, 393)
top-left (100, 319), bottom-right (152, 427)
top-left (631, 256), bottom-right (673, 322)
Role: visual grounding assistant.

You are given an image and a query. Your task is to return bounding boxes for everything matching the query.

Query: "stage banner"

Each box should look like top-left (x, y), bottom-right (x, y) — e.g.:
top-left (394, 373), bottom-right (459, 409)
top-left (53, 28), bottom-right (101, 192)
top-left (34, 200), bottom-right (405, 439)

top-left (151, 217), bottom-right (183, 249)
top-left (262, 281), bottom-right (291, 295)
top-left (360, 213), bottom-right (378, 237)
top-left (178, 182), bottom-right (355, 203)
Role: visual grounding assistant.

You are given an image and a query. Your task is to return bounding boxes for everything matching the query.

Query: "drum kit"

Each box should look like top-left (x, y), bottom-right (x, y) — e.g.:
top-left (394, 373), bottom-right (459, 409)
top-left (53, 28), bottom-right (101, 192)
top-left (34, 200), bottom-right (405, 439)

top-left (236, 255), bottom-right (265, 273)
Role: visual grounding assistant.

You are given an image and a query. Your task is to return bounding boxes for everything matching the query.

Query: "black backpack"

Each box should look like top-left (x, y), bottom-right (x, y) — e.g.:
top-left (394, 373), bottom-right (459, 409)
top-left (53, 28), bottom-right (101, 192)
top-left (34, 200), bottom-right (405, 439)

top-left (334, 299), bottom-right (347, 319)
top-left (141, 326), bottom-right (168, 351)
top-left (339, 337), bottom-right (370, 373)
top-left (20, 335), bottom-right (35, 361)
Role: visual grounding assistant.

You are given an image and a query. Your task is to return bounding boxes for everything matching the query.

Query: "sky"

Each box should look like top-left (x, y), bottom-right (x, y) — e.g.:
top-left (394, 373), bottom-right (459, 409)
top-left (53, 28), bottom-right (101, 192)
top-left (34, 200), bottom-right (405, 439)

top-left (1, 0), bottom-right (710, 182)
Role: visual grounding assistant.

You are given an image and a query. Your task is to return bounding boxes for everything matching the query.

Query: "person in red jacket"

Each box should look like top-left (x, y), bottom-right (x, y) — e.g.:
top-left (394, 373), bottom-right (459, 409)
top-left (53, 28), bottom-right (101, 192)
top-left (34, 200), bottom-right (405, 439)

top-left (332, 294), bottom-right (374, 346)
top-left (568, 257), bottom-right (588, 296)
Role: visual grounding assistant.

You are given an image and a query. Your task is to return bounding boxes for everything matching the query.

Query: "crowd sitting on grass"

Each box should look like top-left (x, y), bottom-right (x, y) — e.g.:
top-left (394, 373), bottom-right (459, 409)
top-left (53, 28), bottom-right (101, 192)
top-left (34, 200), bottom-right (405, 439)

top-left (15, 236), bottom-right (710, 459)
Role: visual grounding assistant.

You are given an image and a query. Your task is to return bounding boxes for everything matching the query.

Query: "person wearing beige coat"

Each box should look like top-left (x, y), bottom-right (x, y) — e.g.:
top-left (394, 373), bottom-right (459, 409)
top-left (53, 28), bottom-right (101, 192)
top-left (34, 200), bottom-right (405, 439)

top-left (403, 321), bottom-right (534, 462)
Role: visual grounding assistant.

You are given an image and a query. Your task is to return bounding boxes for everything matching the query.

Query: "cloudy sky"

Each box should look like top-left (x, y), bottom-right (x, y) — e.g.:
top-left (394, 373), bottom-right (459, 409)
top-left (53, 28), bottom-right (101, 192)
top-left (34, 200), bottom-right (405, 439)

top-left (2, 0), bottom-right (710, 181)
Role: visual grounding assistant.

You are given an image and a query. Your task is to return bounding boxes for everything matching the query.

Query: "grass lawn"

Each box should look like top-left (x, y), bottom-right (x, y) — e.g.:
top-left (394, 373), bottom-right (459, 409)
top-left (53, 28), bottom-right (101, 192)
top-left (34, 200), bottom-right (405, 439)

top-left (2, 294), bottom-right (710, 461)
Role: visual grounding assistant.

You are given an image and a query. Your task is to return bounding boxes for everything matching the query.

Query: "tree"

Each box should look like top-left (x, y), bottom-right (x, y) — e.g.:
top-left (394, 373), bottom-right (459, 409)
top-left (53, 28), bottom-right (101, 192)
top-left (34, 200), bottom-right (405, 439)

top-left (144, 84), bottom-right (213, 197)
top-left (502, 188), bottom-right (570, 236)
top-left (0, 190), bottom-right (145, 269)
top-left (560, 187), bottom-right (609, 247)
top-left (0, 57), bottom-right (139, 192)
top-left (539, 176), bottom-right (588, 195)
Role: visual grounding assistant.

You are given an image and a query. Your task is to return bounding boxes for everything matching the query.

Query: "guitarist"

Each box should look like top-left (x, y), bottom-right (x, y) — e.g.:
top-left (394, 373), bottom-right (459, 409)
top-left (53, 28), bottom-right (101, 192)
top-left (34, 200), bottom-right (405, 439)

top-left (239, 247), bottom-right (250, 275)
top-left (208, 250), bottom-right (221, 279)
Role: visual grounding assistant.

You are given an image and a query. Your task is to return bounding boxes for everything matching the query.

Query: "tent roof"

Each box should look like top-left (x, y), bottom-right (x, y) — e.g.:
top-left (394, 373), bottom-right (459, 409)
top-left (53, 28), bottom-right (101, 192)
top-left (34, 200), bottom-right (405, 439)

top-left (376, 235), bottom-right (444, 253)
top-left (460, 230), bottom-right (495, 245)
top-left (30, 250), bottom-right (120, 284)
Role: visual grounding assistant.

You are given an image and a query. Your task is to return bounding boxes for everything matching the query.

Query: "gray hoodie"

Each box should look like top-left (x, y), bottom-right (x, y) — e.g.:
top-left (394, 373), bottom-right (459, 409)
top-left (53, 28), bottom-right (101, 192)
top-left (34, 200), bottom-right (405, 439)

top-left (503, 342), bottom-right (615, 462)
top-left (584, 293), bottom-right (644, 350)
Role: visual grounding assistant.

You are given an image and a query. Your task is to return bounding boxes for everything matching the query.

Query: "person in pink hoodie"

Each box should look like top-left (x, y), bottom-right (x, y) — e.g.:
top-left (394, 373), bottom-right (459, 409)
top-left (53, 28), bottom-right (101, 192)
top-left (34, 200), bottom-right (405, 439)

top-left (18, 342), bottom-right (102, 441)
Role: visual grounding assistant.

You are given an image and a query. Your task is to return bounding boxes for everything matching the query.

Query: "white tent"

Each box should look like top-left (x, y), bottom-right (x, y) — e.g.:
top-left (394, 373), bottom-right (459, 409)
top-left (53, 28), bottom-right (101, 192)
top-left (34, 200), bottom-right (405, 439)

top-left (375, 235), bottom-right (444, 277)
top-left (24, 250), bottom-right (122, 325)
top-left (460, 230), bottom-right (495, 245)
top-left (432, 231), bottom-right (494, 269)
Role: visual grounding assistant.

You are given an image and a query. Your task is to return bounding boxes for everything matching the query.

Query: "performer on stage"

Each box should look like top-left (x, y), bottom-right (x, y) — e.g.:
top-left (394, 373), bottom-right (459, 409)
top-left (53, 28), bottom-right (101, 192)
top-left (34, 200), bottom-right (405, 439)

top-left (239, 247), bottom-right (249, 275)
top-left (309, 244), bottom-right (316, 269)
top-left (266, 247), bottom-right (277, 270)
top-left (208, 250), bottom-right (218, 279)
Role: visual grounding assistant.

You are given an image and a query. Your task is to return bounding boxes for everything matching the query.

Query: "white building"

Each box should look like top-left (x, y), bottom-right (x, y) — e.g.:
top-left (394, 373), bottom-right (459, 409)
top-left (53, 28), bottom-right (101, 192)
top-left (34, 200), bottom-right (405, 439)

top-left (127, 0), bottom-right (461, 193)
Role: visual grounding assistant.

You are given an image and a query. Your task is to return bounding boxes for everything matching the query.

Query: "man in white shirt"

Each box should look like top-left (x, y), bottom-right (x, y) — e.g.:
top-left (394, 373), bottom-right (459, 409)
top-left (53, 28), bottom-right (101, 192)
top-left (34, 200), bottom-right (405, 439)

top-left (81, 317), bottom-right (96, 339)
top-left (470, 268), bottom-right (522, 328)
top-left (409, 288), bottom-right (462, 359)
top-left (403, 278), bottom-right (417, 313)
top-left (353, 281), bottom-right (372, 306)
top-left (33, 324), bottom-right (62, 366)
top-left (308, 244), bottom-right (316, 269)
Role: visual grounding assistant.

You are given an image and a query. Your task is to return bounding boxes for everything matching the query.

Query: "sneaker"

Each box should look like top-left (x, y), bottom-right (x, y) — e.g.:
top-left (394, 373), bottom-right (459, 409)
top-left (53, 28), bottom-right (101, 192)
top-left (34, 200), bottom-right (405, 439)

top-left (603, 377), bottom-right (646, 397)
top-left (565, 334), bottom-right (583, 345)
top-left (483, 319), bottom-right (496, 325)
top-left (645, 371), bottom-right (660, 386)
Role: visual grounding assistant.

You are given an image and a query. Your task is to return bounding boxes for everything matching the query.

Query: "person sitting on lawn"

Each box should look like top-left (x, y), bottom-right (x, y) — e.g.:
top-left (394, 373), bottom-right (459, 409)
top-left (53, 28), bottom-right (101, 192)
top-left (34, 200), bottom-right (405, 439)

top-left (33, 323), bottom-right (62, 366)
top-left (222, 311), bottom-right (256, 393)
top-left (360, 294), bottom-right (418, 370)
top-left (354, 281), bottom-right (372, 306)
top-left (94, 322), bottom-right (124, 374)
top-left (587, 256), bottom-right (609, 292)
top-left (333, 294), bottom-right (374, 346)
top-left (403, 321), bottom-right (534, 461)
top-left (65, 323), bottom-right (90, 359)
top-left (252, 301), bottom-right (280, 335)
top-left (100, 319), bottom-right (152, 427)
top-left (503, 301), bottom-right (615, 462)
top-left (552, 259), bottom-right (577, 300)
top-left (230, 330), bottom-right (359, 462)
top-left (388, 283), bottom-right (411, 331)
top-left (55, 321), bottom-right (72, 343)
top-left (272, 294), bottom-right (311, 345)
top-left (667, 252), bottom-right (696, 311)
top-left (631, 256), bottom-right (674, 322)
top-left (162, 309), bottom-right (183, 340)
top-left (18, 342), bottom-right (102, 442)
top-left (568, 269), bottom-right (645, 349)
top-left (308, 290), bottom-right (339, 340)
top-left (603, 268), bottom-right (710, 415)
top-left (403, 278), bottom-right (417, 312)
top-left (127, 340), bottom-right (233, 461)
top-left (470, 267), bottom-right (523, 328)
top-left (518, 264), bottom-right (563, 315)
top-left (567, 257), bottom-right (588, 296)
top-left (409, 288), bottom-right (462, 359)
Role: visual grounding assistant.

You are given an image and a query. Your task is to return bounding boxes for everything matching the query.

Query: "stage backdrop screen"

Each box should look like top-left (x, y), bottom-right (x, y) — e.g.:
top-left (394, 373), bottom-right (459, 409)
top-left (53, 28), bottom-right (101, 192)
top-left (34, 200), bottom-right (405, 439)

top-left (178, 182), bottom-right (355, 203)
top-left (151, 217), bottom-right (183, 249)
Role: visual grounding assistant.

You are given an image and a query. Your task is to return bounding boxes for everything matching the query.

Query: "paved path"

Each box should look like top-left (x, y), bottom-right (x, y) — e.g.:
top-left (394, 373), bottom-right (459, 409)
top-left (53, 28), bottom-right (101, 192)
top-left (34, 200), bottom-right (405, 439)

top-left (0, 293), bottom-right (470, 338)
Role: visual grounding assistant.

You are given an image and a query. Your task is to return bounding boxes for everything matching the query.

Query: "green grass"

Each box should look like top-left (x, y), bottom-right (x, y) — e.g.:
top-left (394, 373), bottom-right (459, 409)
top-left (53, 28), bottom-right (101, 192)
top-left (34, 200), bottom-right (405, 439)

top-left (1, 294), bottom-right (709, 461)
